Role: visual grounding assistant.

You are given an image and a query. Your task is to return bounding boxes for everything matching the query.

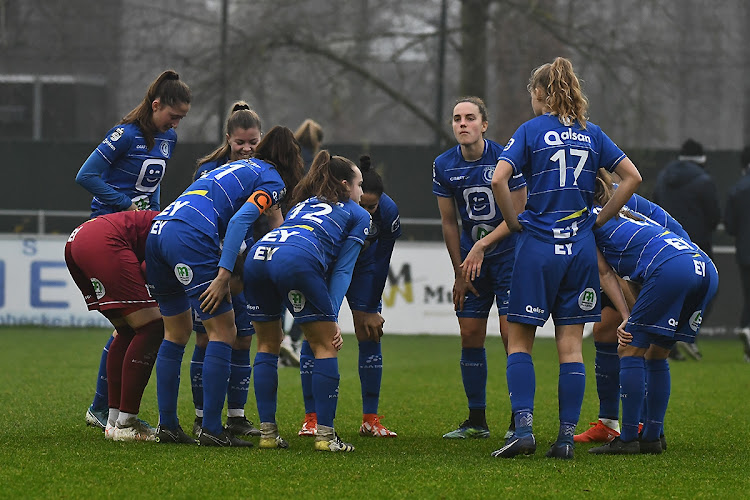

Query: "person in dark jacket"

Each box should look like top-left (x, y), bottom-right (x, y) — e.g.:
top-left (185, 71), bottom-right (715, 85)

top-left (725, 145), bottom-right (750, 361)
top-left (652, 138), bottom-right (721, 260)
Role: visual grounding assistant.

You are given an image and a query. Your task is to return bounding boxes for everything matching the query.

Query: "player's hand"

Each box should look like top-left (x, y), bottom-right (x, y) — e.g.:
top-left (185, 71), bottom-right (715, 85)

top-left (617, 318), bottom-right (632, 346)
top-left (361, 312), bottom-right (385, 341)
top-left (332, 324), bottom-right (344, 351)
top-left (453, 275), bottom-right (479, 312)
top-left (126, 203), bottom-right (139, 211)
top-left (460, 242), bottom-right (486, 282)
top-left (199, 269), bottom-right (232, 314)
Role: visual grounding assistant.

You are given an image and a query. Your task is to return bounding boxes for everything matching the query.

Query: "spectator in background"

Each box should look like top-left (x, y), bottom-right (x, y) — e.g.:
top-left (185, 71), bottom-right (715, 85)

top-left (652, 139), bottom-right (721, 260)
top-left (724, 145), bottom-right (750, 362)
top-left (280, 118), bottom-right (326, 367)
top-left (652, 138), bottom-right (720, 360)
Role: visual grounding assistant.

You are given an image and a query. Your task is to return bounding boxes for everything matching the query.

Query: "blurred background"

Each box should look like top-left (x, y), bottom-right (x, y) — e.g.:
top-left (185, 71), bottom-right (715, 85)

top-left (0, 0), bottom-right (747, 332)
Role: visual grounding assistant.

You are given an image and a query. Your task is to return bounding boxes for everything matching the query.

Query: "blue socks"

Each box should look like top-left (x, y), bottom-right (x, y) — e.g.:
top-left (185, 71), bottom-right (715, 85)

top-left (461, 347), bottom-right (487, 410)
top-left (190, 344), bottom-right (205, 413)
top-left (594, 342), bottom-right (620, 420)
top-left (201, 341), bottom-right (231, 435)
top-left (92, 335), bottom-right (114, 410)
top-left (253, 352), bottom-right (279, 424)
top-left (300, 340), bottom-right (315, 414)
top-left (228, 348), bottom-right (251, 412)
top-left (643, 359), bottom-right (670, 442)
top-left (312, 357), bottom-right (340, 428)
top-left (619, 355), bottom-right (646, 442)
top-left (359, 341), bottom-right (382, 415)
top-left (558, 362), bottom-right (586, 445)
top-left (156, 339), bottom-right (185, 429)
top-left (507, 352), bottom-right (535, 437)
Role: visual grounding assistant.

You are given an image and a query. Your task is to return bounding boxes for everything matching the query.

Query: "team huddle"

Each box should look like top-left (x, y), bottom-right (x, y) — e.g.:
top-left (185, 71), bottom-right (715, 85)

top-left (67, 58), bottom-right (717, 458)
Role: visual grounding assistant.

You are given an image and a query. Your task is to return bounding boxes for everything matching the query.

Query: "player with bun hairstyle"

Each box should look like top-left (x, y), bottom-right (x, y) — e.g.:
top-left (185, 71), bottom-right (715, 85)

top-left (490, 57), bottom-right (641, 459)
top-left (189, 101), bottom-right (265, 438)
top-left (297, 155), bottom-right (401, 438)
top-left (146, 126), bottom-right (303, 447)
top-left (76, 69), bottom-right (191, 432)
top-left (245, 150), bottom-right (370, 452)
top-left (433, 96), bottom-right (527, 441)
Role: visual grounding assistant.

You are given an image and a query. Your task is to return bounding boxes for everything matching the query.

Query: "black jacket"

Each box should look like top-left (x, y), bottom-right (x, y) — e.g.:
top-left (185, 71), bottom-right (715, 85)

top-left (725, 171), bottom-right (750, 266)
top-left (652, 160), bottom-right (721, 256)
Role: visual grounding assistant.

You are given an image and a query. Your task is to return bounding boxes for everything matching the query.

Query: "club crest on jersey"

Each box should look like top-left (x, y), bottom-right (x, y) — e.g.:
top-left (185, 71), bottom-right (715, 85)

top-left (689, 310), bottom-right (703, 332)
top-left (288, 290), bottom-right (306, 312)
top-left (160, 141), bottom-right (170, 157)
top-left (90, 278), bottom-right (106, 300)
top-left (578, 287), bottom-right (597, 311)
top-left (110, 127), bottom-right (124, 142)
top-left (482, 166), bottom-right (495, 184)
top-left (174, 263), bottom-right (193, 285)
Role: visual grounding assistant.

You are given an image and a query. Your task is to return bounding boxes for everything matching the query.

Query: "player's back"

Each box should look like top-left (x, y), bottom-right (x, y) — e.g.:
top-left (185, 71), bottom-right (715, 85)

top-left (258, 197), bottom-right (370, 271)
top-left (593, 206), bottom-right (698, 282)
top-left (499, 114), bottom-right (625, 243)
top-left (156, 159), bottom-right (284, 239)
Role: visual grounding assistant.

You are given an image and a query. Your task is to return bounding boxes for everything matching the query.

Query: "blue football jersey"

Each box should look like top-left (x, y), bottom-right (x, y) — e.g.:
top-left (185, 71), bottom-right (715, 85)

top-left (433, 139), bottom-right (526, 257)
top-left (593, 206), bottom-right (699, 283)
top-left (624, 191), bottom-right (690, 241)
top-left (358, 192), bottom-right (401, 264)
top-left (91, 123), bottom-right (177, 214)
top-left (155, 158), bottom-right (285, 240)
top-left (254, 197), bottom-right (371, 272)
top-left (194, 156), bottom-right (229, 181)
top-left (498, 114), bottom-right (625, 243)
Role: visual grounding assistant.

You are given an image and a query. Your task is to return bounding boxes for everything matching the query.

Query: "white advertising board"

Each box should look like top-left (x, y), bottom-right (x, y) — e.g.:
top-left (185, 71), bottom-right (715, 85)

top-left (0, 236), bottom-right (568, 336)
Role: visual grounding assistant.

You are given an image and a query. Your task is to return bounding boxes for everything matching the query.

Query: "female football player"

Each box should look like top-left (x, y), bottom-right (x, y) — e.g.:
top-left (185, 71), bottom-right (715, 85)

top-left (587, 174), bottom-right (717, 455)
top-left (245, 151), bottom-right (370, 452)
top-left (189, 101), bottom-right (264, 438)
top-left (146, 126), bottom-right (302, 446)
top-left (433, 97), bottom-right (527, 440)
top-left (75, 70), bottom-right (191, 431)
top-left (297, 155), bottom-right (401, 438)
top-left (65, 210), bottom-right (164, 442)
top-left (490, 57), bottom-right (641, 460)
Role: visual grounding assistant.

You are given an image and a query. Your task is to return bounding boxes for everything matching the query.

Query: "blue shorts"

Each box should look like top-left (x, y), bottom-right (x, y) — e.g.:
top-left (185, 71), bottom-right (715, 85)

top-left (244, 245), bottom-right (336, 323)
top-left (627, 252), bottom-right (718, 348)
top-left (346, 258), bottom-right (382, 313)
top-left (456, 249), bottom-right (514, 318)
top-left (507, 231), bottom-right (601, 326)
top-left (145, 219), bottom-right (233, 320)
top-left (193, 292), bottom-right (254, 337)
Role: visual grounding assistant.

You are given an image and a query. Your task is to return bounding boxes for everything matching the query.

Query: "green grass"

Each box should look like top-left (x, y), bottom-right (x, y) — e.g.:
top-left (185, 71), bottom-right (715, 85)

top-left (1, 328), bottom-right (749, 498)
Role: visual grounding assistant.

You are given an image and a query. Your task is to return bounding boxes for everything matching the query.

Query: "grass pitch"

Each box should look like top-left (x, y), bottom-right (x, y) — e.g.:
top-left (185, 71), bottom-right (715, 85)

top-left (0, 327), bottom-right (748, 499)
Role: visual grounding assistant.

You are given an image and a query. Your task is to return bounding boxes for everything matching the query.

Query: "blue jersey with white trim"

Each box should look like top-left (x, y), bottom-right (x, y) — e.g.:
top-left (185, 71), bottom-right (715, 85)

top-left (433, 139), bottom-right (526, 257)
top-left (498, 114), bottom-right (625, 243)
top-left (593, 206), bottom-right (699, 283)
top-left (358, 192), bottom-right (401, 264)
top-left (155, 158), bottom-right (285, 240)
top-left (254, 197), bottom-right (371, 272)
top-left (624, 192), bottom-right (690, 241)
top-left (194, 156), bottom-right (229, 181)
top-left (91, 123), bottom-right (177, 214)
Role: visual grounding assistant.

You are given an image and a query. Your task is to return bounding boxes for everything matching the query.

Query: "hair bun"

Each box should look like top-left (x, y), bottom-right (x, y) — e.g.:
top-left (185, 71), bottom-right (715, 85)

top-left (359, 155), bottom-right (371, 172)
